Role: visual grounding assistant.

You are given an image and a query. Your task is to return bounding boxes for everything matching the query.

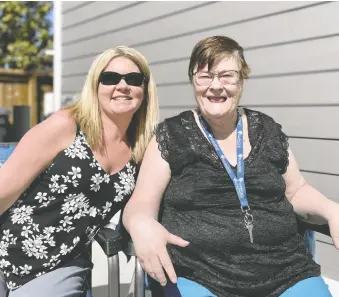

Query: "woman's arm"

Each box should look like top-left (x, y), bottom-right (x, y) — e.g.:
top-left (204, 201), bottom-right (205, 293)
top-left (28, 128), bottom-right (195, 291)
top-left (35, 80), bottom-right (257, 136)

top-left (283, 148), bottom-right (339, 247)
top-left (0, 109), bottom-right (76, 213)
top-left (123, 136), bottom-right (189, 286)
top-left (123, 136), bottom-right (171, 223)
top-left (283, 148), bottom-right (335, 224)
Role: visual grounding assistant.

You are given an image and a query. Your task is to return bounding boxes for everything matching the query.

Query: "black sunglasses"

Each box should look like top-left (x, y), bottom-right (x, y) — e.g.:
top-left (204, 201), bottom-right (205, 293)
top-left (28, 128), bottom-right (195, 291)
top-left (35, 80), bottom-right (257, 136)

top-left (99, 71), bottom-right (146, 86)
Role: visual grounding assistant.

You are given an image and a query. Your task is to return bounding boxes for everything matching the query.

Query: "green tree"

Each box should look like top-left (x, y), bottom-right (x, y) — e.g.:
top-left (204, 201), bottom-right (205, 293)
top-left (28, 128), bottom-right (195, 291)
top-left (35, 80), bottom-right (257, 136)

top-left (0, 1), bottom-right (53, 70)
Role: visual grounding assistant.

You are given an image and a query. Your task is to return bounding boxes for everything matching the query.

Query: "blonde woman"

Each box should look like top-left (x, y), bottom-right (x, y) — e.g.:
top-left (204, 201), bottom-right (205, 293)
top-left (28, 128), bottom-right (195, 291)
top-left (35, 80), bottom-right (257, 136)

top-left (0, 46), bottom-right (158, 297)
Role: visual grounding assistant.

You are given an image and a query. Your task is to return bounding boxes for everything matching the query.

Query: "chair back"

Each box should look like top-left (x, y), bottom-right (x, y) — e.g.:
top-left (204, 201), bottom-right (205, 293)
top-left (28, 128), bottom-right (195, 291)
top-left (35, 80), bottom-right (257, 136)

top-left (0, 142), bottom-right (16, 167)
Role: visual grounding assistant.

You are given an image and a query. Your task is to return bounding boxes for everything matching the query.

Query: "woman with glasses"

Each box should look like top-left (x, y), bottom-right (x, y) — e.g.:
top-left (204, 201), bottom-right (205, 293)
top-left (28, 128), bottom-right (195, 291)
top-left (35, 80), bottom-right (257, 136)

top-left (0, 46), bottom-right (158, 297)
top-left (123, 36), bottom-right (338, 297)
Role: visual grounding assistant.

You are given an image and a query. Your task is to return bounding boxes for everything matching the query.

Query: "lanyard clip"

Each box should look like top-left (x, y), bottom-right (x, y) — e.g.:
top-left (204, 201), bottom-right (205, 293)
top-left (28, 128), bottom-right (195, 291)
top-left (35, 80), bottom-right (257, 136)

top-left (241, 205), bottom-right (250, 213)
top-left (241, 206), bottom-right (253, 225)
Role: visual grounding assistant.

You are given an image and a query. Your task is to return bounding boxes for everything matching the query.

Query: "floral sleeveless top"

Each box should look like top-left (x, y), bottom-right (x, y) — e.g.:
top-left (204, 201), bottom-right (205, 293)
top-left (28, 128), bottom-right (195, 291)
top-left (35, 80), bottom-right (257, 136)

top-left (0, 127), bottom-right (137, 291)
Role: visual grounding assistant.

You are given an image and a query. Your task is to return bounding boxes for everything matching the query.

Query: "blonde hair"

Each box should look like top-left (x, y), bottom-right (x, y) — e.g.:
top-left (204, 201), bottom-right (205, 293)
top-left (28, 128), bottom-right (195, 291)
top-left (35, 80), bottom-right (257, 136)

top-left (66, 46), bottom-right (159, 163)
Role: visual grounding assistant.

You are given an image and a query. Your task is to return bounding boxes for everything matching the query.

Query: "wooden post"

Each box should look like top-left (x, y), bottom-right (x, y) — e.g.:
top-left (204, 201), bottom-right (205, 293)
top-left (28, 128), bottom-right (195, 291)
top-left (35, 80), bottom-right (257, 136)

top-left (0, 68), bottom-right (52, 127)
top-left (27, 73), bottom-right (37, 127)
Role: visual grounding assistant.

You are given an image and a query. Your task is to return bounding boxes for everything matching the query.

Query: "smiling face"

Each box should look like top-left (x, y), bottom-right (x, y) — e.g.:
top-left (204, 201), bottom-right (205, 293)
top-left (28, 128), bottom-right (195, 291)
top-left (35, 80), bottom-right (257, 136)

top-left (193, 55), bottom-right (243, 120)
top-left (97, 56), bottom-right (145, 118)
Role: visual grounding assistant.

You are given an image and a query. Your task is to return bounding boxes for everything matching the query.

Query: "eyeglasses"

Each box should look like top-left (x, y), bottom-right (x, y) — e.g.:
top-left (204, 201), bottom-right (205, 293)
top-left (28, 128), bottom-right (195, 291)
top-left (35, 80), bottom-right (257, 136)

top-left (194, 70), bottom-right (240, 86)
top-left (99, 72), bottom-right (146, 86)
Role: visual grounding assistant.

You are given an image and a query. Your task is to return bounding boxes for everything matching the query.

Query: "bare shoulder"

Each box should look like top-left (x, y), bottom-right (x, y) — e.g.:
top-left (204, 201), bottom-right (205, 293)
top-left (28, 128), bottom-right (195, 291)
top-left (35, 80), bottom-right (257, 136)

top-left (44, 109), bottom-right (75, 130)
top-left (38, 109), bottom-right (76, 138)
top-left (22, 109), bottom-right (77, 151)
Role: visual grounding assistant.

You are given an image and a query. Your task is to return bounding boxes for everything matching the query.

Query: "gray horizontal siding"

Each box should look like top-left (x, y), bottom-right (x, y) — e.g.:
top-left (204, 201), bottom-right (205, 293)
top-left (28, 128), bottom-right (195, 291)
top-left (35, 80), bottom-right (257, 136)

top-left (62, 1), bottom-right (137, 30)
top-left (62, 1), bottom-right (93, 14)
top-left (316, 239), bottom-right (339, 281)
top-left (61, 1), bottom-right (339, 281)
top-left (62, 1), bottom-right (328, 62)
top-left (62, 2), bottom-right (339, 72)
top-left (62, 1), bottom-right (207, 44)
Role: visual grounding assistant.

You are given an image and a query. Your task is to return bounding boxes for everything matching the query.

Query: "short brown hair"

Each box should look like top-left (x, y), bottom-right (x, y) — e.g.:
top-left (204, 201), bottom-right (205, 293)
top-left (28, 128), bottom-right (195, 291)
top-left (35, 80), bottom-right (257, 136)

top-left (188, 36), bottom-right (251, 83)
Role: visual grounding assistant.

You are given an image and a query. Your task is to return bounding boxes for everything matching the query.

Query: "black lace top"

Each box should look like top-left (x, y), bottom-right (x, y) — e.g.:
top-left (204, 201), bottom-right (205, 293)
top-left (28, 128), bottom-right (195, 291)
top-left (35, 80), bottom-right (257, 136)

top-left (155, 108), bottom-right (320, 297)
top-left (0, 127), bottom-right (137, 291)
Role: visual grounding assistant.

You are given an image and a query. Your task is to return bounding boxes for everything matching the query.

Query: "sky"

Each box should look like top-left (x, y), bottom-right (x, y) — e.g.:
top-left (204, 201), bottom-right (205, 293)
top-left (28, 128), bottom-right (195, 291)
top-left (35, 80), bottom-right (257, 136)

top-left (47, 2), bottom-right (54, 35)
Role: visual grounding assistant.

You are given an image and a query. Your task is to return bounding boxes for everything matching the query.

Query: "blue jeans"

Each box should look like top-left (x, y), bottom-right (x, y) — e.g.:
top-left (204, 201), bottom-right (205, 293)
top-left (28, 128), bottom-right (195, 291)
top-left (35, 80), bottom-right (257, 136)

top-left (0, 256), bottom-right (91, 297)
top-left (280, 277), bottom-right (332, 297)
top-left (164, 276), bottom-right (332, 297)
top-left (164, 278), bottom-right (216, 297)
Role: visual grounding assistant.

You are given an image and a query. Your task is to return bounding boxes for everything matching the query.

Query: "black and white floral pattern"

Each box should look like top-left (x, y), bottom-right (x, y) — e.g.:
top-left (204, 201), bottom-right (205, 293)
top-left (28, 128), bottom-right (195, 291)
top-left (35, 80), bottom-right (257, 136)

top-left (0, 129), bottom-right (137, 291)
top-left (114, 163), bottom-right (136, 202)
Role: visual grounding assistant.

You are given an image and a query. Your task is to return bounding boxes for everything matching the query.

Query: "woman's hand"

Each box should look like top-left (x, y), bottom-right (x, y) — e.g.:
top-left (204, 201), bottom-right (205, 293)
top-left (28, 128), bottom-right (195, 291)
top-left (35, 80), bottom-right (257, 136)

top-left (129, 217), bottom-right (190, 286)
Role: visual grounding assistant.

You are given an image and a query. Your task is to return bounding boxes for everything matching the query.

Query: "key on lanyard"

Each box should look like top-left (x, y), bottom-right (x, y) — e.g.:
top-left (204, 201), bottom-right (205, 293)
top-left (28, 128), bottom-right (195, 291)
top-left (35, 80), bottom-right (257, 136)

top-left (244, 209), bottom-right (254, 244)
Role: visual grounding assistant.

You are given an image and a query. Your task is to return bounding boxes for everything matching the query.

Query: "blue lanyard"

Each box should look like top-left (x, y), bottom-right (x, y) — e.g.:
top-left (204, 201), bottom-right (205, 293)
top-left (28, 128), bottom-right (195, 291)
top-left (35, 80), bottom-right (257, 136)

top-left (198, 111), bottom-right (249, 211)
